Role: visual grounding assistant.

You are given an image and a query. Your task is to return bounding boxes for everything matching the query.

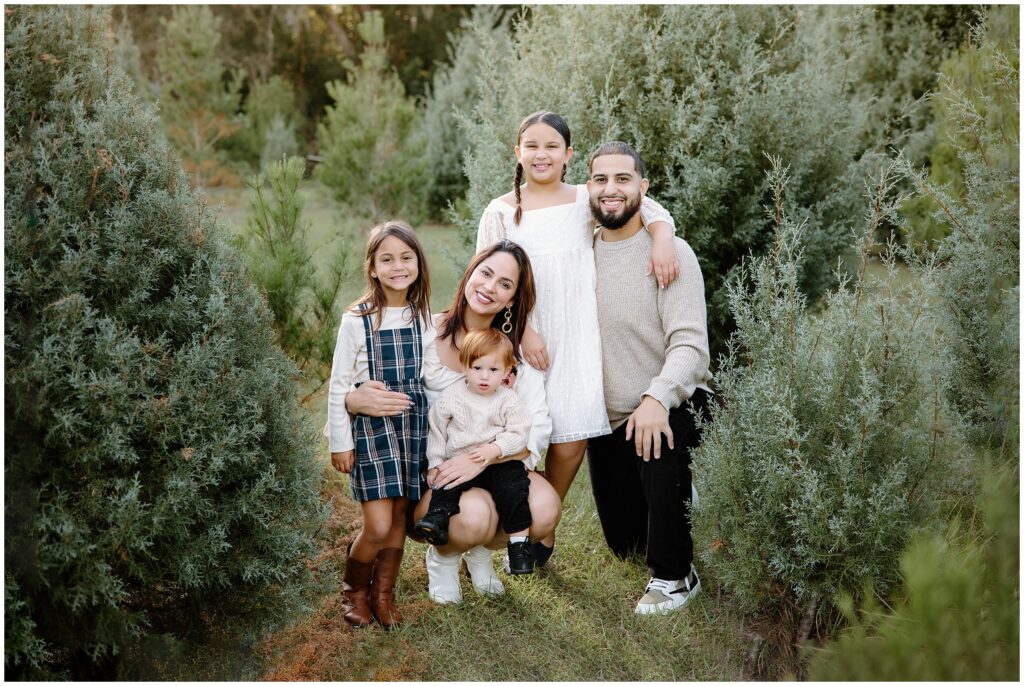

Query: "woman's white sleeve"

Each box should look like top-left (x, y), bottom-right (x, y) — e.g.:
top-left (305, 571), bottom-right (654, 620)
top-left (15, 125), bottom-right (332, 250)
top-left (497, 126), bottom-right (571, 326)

top-left (639, 195), bottom-right (676, 232)
top-left (475, 203), bottom-right (507, 254)
top-left (421, 323), bottom-right (463, 396)
top-left (325, 314), bottom-right (362, 453)
top-left (513, 364), bottom-right (551, 470)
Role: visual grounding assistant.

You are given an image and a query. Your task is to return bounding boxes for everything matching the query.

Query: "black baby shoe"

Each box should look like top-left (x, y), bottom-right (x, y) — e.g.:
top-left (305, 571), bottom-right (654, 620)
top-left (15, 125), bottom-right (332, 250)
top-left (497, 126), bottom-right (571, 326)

top-left (414, 509), bottom-right (451, 546)
top-left (506, 540), bottom-right (535, 575)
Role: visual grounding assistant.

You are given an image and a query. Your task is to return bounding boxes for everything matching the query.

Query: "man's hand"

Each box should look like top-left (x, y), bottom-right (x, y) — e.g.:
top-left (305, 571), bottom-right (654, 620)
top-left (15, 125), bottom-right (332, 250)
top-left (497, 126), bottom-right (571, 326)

top-left (466, 443), bottom-right (502, 464)
top-left (624, 396), bottom-right (673, 461)
top-left (331, 450), bottom-right (355, 473)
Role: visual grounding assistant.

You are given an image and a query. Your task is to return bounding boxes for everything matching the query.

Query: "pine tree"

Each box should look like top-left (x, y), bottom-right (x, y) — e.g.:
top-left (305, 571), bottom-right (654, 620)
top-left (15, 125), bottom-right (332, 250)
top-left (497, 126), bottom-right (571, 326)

top-left (156, 5), bottom-right (244, 189)
top-left (4, 6), bottom-right (328, 678)
top-left (690, 158), bottom-right (947, 675)
top-left (315, 11), bottom-right (428, 223)
top-left (234, 157), bottom-right (354, 401)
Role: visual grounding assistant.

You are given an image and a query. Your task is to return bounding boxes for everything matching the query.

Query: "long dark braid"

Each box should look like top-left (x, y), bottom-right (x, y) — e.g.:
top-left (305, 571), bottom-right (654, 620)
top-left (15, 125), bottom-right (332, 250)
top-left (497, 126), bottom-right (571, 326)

top-left (512, 110), bottom-right (572, 226)
top-left (513, 162), bottom-right (525, 225)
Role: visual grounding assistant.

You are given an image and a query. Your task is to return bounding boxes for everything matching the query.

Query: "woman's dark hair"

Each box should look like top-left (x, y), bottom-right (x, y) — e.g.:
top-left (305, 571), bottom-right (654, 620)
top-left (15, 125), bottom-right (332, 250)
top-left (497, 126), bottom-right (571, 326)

top-left (439, 240), bottom-right (536, 359)
top-left (513, 110), bottom-right (572, 225)
top-left (351, 221), bottom-right (431, 330)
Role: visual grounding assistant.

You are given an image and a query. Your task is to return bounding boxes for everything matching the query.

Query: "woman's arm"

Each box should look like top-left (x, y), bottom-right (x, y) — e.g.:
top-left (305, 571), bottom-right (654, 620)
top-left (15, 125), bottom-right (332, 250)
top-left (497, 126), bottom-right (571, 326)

top-left (511, 363), bottom-right (551, 470)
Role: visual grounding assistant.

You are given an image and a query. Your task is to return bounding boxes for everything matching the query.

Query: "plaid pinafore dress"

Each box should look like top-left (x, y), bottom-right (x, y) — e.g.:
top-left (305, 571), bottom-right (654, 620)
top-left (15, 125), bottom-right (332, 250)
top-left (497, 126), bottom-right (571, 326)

top-left (350, 305), bottom-right (429, 502)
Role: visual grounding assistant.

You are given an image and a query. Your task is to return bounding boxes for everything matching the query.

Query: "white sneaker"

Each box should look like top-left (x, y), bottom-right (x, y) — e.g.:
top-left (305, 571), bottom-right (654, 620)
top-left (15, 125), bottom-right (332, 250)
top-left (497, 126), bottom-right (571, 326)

top-left (425, 545), bottom-right (462, 604)
top-left (635, 567), bottom-right (701, 615)
top-left (463, 545), bottom-right (505, 596)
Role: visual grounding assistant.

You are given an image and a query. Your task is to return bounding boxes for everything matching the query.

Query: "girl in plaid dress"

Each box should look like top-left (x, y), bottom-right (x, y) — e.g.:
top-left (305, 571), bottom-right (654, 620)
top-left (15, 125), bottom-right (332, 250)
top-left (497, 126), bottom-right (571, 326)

top-left (326, 221), bottom-right (459, 629)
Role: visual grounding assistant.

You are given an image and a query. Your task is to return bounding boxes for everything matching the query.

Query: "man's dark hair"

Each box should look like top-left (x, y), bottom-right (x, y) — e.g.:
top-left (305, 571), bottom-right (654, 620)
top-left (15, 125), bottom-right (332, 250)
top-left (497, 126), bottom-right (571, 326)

top-left (588, 141), bottom-right (646, 178)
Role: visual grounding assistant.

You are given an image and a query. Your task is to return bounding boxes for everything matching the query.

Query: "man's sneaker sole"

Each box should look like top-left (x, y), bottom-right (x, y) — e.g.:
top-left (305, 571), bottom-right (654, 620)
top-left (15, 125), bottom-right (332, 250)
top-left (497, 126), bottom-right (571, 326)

top-left (634, 578), bottom-right (701, 615)
top-left (413, 521), bottom-right (448, 546)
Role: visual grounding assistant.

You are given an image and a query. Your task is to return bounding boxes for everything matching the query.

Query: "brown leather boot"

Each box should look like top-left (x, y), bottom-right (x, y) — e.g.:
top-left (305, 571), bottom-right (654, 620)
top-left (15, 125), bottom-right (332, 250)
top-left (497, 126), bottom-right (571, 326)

top-left (341, 552), bottom-right (375, 628)
top-left (370, 547), bottom-right (405, 629)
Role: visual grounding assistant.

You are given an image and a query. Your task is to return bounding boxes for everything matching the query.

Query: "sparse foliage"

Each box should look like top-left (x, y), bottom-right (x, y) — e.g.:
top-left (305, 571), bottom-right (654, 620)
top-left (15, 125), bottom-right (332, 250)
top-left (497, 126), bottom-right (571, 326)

top-left (234, 157), bottom-right (354, 401)
top-left (315, 11), bottom-right (427, 223)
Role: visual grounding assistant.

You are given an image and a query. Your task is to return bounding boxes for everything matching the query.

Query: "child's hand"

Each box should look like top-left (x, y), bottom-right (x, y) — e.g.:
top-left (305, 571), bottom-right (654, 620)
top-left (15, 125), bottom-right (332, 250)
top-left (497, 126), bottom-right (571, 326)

top-left (467, 444), bottom-right (502, 464)
top-left (426, 467), bottom-right (440, 488)
top-left (522, 324), bottom-right (549, 371)
top-left (331, 450), bottom-right (354, 473)
top-left (648, 231), bottom-right (680, 289)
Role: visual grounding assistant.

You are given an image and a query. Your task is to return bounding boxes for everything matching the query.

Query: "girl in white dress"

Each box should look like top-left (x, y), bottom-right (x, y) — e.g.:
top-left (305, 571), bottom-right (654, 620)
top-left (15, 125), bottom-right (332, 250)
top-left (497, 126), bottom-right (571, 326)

top-left (475, 111), bottom-right (680, 563)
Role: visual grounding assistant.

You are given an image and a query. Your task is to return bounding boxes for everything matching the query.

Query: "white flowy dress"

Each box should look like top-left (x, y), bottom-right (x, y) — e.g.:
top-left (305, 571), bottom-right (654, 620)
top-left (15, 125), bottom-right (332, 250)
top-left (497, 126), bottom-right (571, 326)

top-left (476, 185), bottom-right (675, 444)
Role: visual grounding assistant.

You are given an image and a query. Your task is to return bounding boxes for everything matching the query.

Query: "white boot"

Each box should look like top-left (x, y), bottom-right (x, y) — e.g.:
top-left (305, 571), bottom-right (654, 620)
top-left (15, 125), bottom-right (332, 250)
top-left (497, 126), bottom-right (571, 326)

top-left (425, 545), bottom-right (462, 604)
top-left (463, 545), bottom-right (505, 596)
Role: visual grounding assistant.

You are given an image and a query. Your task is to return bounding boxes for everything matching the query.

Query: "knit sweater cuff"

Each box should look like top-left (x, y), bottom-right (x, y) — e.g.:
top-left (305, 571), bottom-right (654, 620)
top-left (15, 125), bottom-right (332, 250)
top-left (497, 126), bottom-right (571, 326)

top-left (494, 434), bottom-right (528, 458)
top-left (644, 377), bottom-right (694, 414)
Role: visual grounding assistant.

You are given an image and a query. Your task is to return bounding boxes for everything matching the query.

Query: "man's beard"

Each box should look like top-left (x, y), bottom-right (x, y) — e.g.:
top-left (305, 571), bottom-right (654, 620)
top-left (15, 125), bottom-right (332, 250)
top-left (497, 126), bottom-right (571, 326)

top-left (589, 192), bottom-right (642, 230)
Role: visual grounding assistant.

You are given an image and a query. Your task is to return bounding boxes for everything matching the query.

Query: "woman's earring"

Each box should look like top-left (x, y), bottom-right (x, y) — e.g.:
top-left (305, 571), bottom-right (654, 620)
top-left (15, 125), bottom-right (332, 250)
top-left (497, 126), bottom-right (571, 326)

top-left (502, 307), bottom-right (514, 334)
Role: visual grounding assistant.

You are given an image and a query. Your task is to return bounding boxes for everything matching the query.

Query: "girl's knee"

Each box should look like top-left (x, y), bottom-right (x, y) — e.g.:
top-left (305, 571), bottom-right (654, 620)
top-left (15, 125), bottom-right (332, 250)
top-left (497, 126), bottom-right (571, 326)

top-left (527, 473), bottom-right (562, 533)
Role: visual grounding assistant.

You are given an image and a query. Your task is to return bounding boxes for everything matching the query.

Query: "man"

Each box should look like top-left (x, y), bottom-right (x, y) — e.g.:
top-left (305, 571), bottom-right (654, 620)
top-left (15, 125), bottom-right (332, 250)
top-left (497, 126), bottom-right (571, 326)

top-left (586, 141), bottom-right (714, 615)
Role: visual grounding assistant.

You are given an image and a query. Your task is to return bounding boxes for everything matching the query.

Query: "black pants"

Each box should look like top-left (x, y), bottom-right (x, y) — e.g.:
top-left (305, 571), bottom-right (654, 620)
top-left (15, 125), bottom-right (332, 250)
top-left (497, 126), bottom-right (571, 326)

top-left (587, 389), bottom-right (711, 580)
top-left (428, 460), bottom-right (532, 534)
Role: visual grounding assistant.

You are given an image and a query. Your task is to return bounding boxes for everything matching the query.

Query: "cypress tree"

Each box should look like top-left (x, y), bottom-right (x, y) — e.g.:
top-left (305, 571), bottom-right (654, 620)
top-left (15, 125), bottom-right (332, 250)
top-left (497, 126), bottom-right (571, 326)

top-left (4, 6), bottom-right (328, 678)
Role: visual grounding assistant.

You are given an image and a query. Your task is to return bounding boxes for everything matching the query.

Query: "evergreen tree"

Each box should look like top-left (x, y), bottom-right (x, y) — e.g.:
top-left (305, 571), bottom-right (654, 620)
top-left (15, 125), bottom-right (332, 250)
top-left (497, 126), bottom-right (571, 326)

top-left (455, 5), bottom-right (883, 354)
top-left (4, 6), bottom-right (328, 678)
top-left (156, 5), bottom-right (244, 189)
top-left (808, 466), bottom-right (1018, 680)
top-left (690, 158), bottom-right (947, 675)
top-left (903, 8), bottom-right (1019, 456)
top-left (234, 157), bottom-right (354, 401)
top-left (226, 75), bottom-right (303, 172)
top-left (315, 11), bottom-right (428, 223)
top-left (420, 5), bottom-right (511, 219)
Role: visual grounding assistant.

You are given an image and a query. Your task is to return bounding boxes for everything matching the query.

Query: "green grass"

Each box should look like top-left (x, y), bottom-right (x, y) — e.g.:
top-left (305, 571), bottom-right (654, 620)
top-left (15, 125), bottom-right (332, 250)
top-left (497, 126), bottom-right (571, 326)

top-left (260, 465), bottom-right (748, 681)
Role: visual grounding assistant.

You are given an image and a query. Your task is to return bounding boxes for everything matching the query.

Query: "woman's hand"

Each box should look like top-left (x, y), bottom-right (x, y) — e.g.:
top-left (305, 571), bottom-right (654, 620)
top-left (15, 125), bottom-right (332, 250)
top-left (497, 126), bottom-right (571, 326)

top-left (345, 380), bottom-right (411, 417)
top-left (433, 453), bottom-right (488, 490)
top-left (331, 450), bottom-right (354, 473)
top-left (521, 323), bottom-right (549, 371)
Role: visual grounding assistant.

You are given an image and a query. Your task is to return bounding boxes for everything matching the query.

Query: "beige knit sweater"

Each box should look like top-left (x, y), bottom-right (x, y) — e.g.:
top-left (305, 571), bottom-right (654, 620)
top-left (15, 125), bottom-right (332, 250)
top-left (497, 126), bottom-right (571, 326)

top-left (425, 382), bottom-right (532, 470)
top-left (594, 227), bottom-right (713, 429)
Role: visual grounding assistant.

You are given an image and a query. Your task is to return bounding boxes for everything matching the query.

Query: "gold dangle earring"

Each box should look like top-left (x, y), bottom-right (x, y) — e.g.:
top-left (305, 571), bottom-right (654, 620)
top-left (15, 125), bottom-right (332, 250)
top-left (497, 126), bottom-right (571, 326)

top-left (502, 306), bottom-right (514, 334)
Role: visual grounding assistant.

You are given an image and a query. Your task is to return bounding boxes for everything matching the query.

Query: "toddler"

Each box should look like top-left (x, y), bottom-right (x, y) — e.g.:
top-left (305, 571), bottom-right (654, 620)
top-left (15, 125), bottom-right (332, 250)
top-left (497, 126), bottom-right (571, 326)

top-left (414, 328), bottom-right (536, 574)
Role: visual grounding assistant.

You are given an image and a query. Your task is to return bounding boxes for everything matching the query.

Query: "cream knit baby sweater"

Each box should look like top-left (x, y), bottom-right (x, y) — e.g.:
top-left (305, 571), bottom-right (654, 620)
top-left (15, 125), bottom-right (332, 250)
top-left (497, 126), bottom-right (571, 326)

top-left (425, 382), bottom-right (532, 470)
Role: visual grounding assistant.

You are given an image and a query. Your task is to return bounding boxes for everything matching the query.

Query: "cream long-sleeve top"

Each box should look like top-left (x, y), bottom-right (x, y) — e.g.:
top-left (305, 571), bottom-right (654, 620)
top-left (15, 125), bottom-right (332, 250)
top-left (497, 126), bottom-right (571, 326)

top-left (425, 382), bottom-right (531, 470)
top-left (327, 311), bottom-right (553, 469)
top-left (595, 229), bottom-right (714, 430)
top-left (325, 307), bottom-right (462, 453)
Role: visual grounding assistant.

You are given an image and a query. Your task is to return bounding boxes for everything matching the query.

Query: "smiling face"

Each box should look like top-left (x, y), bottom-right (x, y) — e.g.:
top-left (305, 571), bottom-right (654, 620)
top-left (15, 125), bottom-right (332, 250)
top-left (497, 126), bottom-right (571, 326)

top-left (370, 235), bottom-right (419, 303)
top-left (515, 122), bottom-right (573, 185)
top-left (463, 251), bottom-right (520, 317)
top-left (465, 352), bottom-right (509, 395)
top-left (587, 153), bottom-right (649, 231)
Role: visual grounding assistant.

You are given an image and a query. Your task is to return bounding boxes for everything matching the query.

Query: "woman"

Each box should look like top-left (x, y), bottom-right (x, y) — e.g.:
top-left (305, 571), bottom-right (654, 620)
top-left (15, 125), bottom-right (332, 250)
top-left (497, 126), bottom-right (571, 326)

top-left (345, 240), bottom-right (561, 603)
